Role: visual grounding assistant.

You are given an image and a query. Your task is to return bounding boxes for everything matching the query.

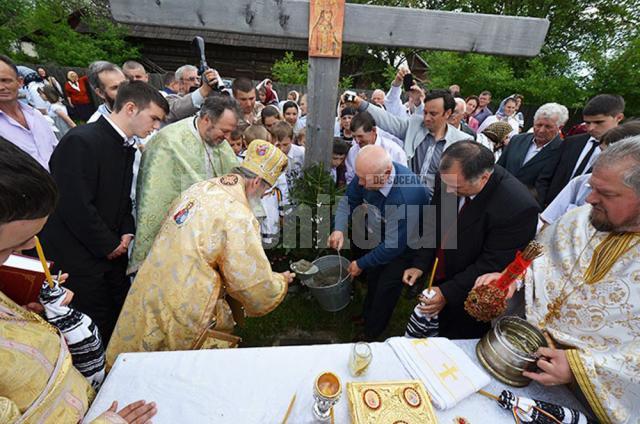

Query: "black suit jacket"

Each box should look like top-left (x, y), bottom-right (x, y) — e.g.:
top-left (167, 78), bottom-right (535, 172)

top-left (497, 133), bottom-right (563, 205)
top-left (459, 122), bottom-right (477, 141)
top-left (540, 133), bottom-right (591, 207)
top-left (41, 116), bottom-right (135, 275)
top-left (412, 166), bottom-right (539, 339)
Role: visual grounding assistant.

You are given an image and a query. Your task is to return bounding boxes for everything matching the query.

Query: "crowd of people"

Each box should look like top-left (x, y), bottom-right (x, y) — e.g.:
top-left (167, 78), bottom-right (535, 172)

top-left (0, 53), bottom-right (638, 423)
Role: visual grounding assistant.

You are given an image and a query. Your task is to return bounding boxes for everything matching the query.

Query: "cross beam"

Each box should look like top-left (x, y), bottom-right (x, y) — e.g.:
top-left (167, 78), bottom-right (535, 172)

top-left (109, 0), bottom-right (549, 168)
top-left (110, 1), bottom-right (548, 56)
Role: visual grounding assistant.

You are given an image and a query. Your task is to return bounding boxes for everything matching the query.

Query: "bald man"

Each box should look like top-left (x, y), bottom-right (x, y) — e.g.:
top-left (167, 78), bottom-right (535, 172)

top-left (329, 145), bottom-right (430, 340)
top-left (370, 89), bottom-right (386, 109)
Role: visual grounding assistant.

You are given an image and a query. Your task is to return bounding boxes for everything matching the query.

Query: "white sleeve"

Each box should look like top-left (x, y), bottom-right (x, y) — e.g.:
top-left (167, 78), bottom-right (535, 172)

top-left (364, 102), bottom-right (411, 141)
top-left (345, 147), bottom-right (357, 184)
top-left (378, 128), bottom-right (404, 148)
top-left (392, 145), bottom-right (408, 166)
top-left (384, 85), bottom-right (407, 118)
top-left (540, 177), bottom-right (582, 224)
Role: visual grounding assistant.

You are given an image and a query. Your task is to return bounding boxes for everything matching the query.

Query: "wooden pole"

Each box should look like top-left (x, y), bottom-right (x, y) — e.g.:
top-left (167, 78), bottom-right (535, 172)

top-left (305, 57), bottom-right (340, 169)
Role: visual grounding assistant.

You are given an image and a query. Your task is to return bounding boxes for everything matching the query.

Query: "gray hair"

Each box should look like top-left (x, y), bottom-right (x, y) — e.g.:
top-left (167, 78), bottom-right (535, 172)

top-left (231, 167), bottom-right (270, 188)
top-left (175, 65), bottom-right (198, 81)
top-left (593, 136), bottom-right (640, 195)
top-left (88, 61), bottom-right (123, 90)
top-left (200, 96), bottom-right (242, 122)
top-left (232, 166), bottom-right (257, 179)
top-left (122, 60), bottom-right (145, 72)
top-left (534, 103), bottom-right (569, 127)
top-left (454, 97), bottom-right (466, 114)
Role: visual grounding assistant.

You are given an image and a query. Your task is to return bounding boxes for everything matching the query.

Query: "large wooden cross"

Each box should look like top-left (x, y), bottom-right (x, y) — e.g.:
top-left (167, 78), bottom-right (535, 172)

top-left (109, 0), bottom-right (548, 168)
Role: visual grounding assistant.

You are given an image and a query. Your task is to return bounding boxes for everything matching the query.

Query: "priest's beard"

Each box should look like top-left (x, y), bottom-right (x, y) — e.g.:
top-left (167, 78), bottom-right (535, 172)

top-left (247, 193), bottom-right (263, 219)
top-left (589, 205), bottom-right (640, 232)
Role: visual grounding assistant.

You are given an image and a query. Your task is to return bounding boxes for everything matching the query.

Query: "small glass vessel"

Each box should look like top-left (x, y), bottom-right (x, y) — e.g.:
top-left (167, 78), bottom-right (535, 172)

top-left (349, 342), bottom-right (372, 377)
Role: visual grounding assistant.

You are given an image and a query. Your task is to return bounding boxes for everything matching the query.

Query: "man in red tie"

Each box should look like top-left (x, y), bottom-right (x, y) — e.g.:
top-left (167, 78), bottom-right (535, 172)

top-left (402, 141), bottom-right (539, 339)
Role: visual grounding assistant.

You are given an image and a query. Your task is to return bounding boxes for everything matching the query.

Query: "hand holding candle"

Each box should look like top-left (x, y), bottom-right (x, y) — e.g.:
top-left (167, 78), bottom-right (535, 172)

top-left (34, 236), bottom-right (54, 289)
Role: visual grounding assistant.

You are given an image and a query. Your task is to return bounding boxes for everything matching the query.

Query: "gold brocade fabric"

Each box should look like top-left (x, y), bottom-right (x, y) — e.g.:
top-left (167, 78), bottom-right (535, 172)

top-left (584, 232), bottom-right (639, 285)
top-left (0, 291), bottom-right (95, 423)
top-left (106, 175), bottom-right (287, 369)
top-left (525, 205), bottom-right (640, 424)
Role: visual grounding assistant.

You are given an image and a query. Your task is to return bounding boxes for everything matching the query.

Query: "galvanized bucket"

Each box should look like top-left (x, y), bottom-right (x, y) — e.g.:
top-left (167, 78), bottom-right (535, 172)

top-left (476, 316), bottom-right (547, 387)
top-left (304, 255), bottom-right (352, 312)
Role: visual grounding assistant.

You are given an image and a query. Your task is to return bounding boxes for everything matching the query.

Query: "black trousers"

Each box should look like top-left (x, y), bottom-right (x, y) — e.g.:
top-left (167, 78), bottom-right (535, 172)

top-left (63, 256), bottom-right (130, 344)
top-left (362, 256), bottom-right (410, 340)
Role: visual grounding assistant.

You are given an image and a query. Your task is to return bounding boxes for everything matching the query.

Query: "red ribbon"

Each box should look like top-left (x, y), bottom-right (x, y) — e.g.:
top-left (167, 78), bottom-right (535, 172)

top-left (493, 251), bottom-right (532, 291)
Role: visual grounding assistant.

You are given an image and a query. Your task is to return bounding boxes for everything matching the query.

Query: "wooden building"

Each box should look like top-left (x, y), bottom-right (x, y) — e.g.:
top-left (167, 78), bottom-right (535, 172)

top-left (120, 23), bottom-right (309, 79)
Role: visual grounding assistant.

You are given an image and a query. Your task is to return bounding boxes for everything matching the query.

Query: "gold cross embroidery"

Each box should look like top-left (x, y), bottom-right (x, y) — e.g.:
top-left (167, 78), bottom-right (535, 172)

top-left (439, 364), bottom-right (459, 381)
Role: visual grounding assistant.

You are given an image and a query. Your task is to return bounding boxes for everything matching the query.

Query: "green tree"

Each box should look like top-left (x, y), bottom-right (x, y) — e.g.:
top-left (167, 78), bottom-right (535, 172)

top-left (421, 52), bottom-right (586, 107)
top-left (0, 0), bottom-right (139, 66)
top-left (344, 0), bottom-right (638, 108)
top-left (589, 34), bottom-right (640, 116)
top-left (271, 52), bottom-right (308, 85)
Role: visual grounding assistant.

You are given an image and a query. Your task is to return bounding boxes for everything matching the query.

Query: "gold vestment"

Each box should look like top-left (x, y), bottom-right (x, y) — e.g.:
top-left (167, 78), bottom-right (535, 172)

top-left (106, 175), bottom-right (287, 369)
top-left (0, 291), bottom-right (124, 423)
top-left (526, 205), bottom-right (640, 424)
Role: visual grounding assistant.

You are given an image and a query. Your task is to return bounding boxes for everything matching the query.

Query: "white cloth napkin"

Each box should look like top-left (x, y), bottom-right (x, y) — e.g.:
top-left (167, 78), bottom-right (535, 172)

top-left (387, 337), bottom-right (490, 409)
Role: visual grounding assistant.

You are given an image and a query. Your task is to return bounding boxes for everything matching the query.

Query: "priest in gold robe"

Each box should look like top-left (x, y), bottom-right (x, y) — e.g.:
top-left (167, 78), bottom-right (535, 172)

top-left (475, 136), bottom-right (640, 424)
top-left (129, 96), bottom-right (241, 274)
top-left (0, 139), bottom-right (155, 423)
top-left (106, 140), bottom-right (295, 369)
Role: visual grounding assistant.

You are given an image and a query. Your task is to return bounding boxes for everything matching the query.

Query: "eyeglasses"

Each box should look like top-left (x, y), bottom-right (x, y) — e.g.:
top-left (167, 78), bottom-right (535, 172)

top-left (182, 76), bottom-right (200, 82)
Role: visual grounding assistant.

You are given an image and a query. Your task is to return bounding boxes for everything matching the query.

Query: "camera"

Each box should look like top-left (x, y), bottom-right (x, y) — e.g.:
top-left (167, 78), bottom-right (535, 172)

top-left (191, 36), bottom-right (224, 92)
top-left (343, 90), bottom-right (357, 103)
top-left (403, 73), bottom-right (414, 91)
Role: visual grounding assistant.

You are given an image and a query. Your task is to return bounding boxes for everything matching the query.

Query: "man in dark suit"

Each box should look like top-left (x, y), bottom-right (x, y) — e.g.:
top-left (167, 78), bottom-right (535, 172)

top-left (497, 103), bottom-right (568, 205)
top-left (403, 141), bottom-right (539, 339)
top-left (329, 145), bottom-right (431, 341)
top-left (41, 81), bottom-right (169, 342)
top-left (541, 94), bottom-right (624, 207)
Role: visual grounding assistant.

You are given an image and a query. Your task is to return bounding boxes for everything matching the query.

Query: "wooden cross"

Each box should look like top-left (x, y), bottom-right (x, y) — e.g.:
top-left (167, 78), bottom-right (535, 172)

top-left (109, 0), bottom-right (548, 169)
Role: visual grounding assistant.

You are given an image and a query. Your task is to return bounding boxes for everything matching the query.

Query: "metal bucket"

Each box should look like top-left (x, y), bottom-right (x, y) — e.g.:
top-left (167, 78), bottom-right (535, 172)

top-left (476, 316), bottom-right (547, 387)
top-left (304, 255), bottom-right (352, 312)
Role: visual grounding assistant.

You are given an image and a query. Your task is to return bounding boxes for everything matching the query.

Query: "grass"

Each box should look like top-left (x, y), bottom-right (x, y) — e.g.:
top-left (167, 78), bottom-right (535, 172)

top-left (236, 278), bottom-right (418, 347)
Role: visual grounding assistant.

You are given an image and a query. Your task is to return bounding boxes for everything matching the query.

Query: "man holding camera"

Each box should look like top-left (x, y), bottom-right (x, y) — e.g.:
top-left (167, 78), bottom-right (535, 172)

top-left (345, 88), bottom-right (471, 196)
top-left (163, 64), bottom-right (223, 124)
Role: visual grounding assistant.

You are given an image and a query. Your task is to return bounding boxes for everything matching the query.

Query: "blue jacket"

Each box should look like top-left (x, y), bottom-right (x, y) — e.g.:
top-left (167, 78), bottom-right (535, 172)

top-left (334, 162), bottom-right (430, 269)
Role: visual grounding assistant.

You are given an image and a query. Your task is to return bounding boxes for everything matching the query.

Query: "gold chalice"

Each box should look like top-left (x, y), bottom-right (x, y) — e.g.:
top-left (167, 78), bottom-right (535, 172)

top-left (313, 372), bottom-right (342, 421)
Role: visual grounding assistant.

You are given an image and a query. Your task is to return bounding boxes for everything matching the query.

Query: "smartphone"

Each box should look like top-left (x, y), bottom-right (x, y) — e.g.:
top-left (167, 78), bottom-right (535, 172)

top-left (403, 73), bottom-right (414, 91)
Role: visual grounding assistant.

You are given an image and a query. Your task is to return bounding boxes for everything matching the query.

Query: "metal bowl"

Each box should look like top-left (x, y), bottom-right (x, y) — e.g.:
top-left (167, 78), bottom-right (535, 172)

top-left (476, 316), bottom-right (547, 387)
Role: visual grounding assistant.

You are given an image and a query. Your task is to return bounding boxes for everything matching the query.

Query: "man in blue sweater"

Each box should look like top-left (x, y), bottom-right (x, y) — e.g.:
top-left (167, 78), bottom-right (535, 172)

top-left (329, 145), bottom-right (430, 340)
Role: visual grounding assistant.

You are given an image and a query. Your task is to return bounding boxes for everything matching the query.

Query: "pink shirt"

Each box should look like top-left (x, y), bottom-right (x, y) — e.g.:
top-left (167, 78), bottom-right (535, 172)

top-left (0, 102), bottom-right (58, 171)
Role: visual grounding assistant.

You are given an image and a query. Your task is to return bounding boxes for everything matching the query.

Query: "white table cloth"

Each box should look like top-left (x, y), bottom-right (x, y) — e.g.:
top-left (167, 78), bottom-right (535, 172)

top-left (85, 339), bottom-right (588, 423)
